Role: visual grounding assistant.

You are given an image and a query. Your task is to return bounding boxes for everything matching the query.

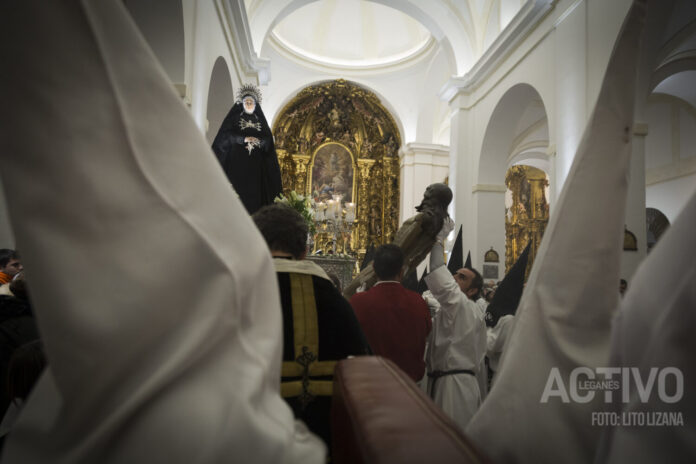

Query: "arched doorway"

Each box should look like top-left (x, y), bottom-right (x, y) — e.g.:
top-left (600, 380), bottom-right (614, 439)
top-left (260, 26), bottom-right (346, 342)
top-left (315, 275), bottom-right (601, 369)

top-left (646, 207), bottom-right (670, 252)
top-left (477, 83), bottom-right (550, 278)
top-left (504, 165), bottom-right (549, 275)
top-left (272, 79), bottom-right (401, 259)
top-left (205, 57), bottom-right (234, 144)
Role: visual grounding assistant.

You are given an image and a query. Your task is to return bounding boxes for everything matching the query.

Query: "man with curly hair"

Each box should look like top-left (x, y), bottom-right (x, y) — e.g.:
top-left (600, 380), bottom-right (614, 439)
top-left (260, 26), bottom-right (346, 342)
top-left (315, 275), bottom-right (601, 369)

top-left (253, 203), bottom-right (369, 449)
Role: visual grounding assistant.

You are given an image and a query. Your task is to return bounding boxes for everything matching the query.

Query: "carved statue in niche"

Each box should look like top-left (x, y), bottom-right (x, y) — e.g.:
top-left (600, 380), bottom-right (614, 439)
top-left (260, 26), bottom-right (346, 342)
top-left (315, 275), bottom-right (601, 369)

top-left (328, 104), bottom-right (341, 129)
top-left (272, 79), bottom-right (401, 260)
top-left (340, 129), bottom-right (352, 144)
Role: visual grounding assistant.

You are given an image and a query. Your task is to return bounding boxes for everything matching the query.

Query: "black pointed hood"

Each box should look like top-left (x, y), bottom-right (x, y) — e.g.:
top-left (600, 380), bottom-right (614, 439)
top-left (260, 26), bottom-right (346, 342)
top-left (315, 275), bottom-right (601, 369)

top-left (447, 226), bottom-right (464, 274)
top-left (485, 243), bottom-right (530, 328)
top-left (401, 268), bottom-right (419, 292)
top-left (360, 243), bottom-right (375, 271)
top-left (417, 267), bottom-right (429, 295)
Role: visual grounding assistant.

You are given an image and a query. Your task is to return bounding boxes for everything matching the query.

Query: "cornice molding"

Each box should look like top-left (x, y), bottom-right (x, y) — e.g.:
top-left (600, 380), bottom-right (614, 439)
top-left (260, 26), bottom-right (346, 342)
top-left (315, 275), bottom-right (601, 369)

top-left (472, 184), bottom-right (507, 193)
top-left (439, 0), bottom-right (556, 103)
top-left (221, 0), bottom-right (270, 84)
top-left (399, 143), bottom-right (450, 167)
top-left (399, 142), bottom-right (450, 158)
top-left (646, 157), bottom-right (696, 186)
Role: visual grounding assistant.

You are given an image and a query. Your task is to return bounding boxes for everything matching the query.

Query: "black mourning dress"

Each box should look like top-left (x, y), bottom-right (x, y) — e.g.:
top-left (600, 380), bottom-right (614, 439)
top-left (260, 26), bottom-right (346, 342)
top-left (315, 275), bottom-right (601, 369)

top-left (211, 101), bottom-right (283, 215)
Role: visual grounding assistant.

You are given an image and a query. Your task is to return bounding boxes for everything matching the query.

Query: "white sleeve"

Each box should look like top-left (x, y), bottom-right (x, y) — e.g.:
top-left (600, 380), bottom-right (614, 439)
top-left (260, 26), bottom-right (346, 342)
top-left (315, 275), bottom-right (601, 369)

top-left (487, 315), bottom-right (515, 356)
top-left (424, 265), bottom-right (466, 322)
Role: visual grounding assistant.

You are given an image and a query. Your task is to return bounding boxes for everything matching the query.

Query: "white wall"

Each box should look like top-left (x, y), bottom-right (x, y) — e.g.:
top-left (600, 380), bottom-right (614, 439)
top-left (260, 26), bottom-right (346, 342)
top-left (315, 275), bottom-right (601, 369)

top-left (399, 143), bottom-right (450, 222)
top-left (445, 0), bottom-right (639, 270)
top-left (187, 0), bottom-right (262, 135)
top-left (259, 40), bottom-right (452, 147)
top-left (644, 95), bottom-right (696, 223)
top-left (647, 174), bottom-right (696, 223)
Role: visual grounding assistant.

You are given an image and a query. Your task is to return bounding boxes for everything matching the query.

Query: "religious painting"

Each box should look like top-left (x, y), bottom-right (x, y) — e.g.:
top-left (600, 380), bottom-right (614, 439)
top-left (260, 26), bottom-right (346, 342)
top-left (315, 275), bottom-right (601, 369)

top-left (309, 142), bottom-right (355, 203)
top-left (483, 264), bottom-right (499, 280)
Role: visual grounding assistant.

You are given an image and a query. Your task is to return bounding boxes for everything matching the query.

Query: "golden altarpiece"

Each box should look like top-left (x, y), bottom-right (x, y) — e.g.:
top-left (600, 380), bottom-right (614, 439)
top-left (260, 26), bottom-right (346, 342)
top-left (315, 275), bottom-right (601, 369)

top-left (505, 165), bottom-right (549, 277)
top-left (272, 79), bottom-right (401, 264)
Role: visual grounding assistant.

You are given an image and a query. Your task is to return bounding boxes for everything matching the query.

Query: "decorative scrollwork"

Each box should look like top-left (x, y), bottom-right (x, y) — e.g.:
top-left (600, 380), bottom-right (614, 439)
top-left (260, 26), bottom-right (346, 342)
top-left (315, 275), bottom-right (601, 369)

top-left (505, 165), bottom-right (549, 278)
top-left (273, 79), bottom-right (401, 260)
top-left (239, 119), bottom-right (261, 131)
top-left (296, 346), bottom-right (318, 410)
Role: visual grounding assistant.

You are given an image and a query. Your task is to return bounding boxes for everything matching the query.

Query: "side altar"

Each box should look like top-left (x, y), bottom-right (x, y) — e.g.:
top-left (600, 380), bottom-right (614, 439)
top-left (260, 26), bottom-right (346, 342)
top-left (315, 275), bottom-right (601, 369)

top-left (306, 255), bottom-right (357, 292)
top-left (272, 79), bottom-right (401, 265)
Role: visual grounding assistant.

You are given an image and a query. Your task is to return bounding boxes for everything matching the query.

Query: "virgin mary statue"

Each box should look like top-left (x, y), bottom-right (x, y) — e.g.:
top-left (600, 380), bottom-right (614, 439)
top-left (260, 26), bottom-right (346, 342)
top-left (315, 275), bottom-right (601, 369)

top-left (212, 84), bottom-right (283, 214)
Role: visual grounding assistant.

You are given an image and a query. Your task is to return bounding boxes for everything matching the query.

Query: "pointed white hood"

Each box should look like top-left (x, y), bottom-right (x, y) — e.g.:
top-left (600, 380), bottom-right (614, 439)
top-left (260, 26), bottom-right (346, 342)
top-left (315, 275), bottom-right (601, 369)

top-left (467, 1), bottom-right (647, 462)
top-left (0, 1), bottom-right (324, 462)
top-left (596, 191), bottom-right (696, 463)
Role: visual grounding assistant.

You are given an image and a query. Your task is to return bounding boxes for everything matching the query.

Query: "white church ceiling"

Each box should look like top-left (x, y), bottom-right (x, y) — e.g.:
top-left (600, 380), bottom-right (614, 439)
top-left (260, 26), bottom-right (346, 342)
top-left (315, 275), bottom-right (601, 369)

top-left (244, 0), bottom-right (524, 74)
top-left (270, 1), bottom-right (432, 68)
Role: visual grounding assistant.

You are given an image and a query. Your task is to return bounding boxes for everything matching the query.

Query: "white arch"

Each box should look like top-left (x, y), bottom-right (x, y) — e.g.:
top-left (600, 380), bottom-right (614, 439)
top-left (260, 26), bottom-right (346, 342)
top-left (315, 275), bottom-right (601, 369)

top-left (206, 57), bottom-right (235, 144)
top-left (472, 82), bottom-right (549, 274)
top-left (478, 83), bottom-right (549, 185)
top-left (248, 0), bottom-right (475, 75)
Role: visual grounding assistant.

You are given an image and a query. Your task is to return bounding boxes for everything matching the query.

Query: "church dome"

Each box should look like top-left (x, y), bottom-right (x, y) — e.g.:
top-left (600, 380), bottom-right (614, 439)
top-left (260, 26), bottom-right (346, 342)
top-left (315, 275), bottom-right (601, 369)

top-left (270, 0), bottom-right (433, 68)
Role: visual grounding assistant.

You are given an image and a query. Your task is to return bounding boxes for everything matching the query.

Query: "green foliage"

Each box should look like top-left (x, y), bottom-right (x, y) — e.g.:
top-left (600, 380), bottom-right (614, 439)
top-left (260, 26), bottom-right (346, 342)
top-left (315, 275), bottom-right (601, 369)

top-left (274, 191), bottom-right (316, 236)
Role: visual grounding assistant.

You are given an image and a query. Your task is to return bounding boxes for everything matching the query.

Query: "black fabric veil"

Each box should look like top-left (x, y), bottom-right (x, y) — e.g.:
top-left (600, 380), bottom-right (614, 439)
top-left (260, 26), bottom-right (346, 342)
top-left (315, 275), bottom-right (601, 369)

top-left (211, 95), bottom-right (282, 214)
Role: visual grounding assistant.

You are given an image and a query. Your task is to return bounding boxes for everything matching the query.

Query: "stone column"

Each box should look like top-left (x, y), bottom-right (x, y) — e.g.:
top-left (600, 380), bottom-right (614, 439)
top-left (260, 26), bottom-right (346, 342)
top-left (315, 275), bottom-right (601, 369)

top-left (621, 123), bottom-right (648, 280)
top-left (398, 143), bottom-right (449, 221)
top-left (0, 179), bottom-right (14, 247)
top-left (445, 90), bottom-right (477, 266)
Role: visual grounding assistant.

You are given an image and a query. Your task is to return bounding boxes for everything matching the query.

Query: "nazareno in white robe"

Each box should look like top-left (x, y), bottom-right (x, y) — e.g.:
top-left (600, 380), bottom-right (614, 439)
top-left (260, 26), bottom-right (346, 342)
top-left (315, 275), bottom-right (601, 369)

top-left (0, 1), bottom-right (325, 463)
top-left (466, 1), bottom-right (649, 462)
top-left (424, 266), bottom-right (487, 430)
top-left (594, 190), bottom-right (696, 463)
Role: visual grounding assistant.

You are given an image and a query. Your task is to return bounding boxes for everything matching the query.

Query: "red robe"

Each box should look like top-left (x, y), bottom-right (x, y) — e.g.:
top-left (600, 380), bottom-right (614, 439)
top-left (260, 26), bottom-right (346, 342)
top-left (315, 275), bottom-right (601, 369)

top-left (350, 282), bottom-right (431, 381)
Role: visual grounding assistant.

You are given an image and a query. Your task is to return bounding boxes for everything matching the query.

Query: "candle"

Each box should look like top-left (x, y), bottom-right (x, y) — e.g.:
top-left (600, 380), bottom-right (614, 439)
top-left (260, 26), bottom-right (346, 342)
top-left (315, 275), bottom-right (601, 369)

top-left (345, 202), bottom-right (355, 222)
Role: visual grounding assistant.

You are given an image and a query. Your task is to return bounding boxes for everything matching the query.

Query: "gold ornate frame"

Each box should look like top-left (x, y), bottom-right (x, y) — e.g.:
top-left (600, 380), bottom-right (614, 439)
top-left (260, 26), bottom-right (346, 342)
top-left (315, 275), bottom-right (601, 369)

top-left (308, 141), bottom-right (357, 203)
top-left (272, 79), bottom-right (401, 260)
top-left (505, 165), bottom-right (549, 277)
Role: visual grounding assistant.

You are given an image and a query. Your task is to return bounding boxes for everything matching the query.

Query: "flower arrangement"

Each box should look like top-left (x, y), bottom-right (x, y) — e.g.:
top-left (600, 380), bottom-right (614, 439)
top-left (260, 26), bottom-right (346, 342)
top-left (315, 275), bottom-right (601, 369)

top-left (274, 190), bottom-right (316, 236)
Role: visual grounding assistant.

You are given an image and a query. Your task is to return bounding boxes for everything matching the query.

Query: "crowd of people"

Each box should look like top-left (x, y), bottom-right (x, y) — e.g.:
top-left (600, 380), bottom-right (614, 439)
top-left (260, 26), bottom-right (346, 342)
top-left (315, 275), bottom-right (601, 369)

top-left (0, 211), bottom-right (637, 457)
top-left (1, 1), bottom-right (691, 462)
top-left (243, 202), bottom-right (530, 445)
top-left (0, 207), bottom-right (552, 457)
top-left (0, 250), bottom-right (44, 452)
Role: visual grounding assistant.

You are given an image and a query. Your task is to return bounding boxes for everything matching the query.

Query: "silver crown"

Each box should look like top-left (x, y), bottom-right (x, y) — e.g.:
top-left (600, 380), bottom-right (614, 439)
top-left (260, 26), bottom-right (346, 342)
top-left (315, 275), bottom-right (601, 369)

top-left (236, 83), bottom-right (262, 104)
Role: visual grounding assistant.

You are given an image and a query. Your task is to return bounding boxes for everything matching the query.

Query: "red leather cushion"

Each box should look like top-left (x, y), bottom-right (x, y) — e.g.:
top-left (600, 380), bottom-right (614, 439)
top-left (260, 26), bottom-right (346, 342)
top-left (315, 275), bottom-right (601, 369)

top-left (331, 356), bottom-right (490, 464)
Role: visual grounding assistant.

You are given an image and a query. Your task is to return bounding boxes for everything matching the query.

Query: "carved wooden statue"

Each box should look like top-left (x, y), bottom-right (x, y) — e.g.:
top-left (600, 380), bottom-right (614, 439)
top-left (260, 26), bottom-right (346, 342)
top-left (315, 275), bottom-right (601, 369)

top-left (343, 183), bottom-right (452, 298)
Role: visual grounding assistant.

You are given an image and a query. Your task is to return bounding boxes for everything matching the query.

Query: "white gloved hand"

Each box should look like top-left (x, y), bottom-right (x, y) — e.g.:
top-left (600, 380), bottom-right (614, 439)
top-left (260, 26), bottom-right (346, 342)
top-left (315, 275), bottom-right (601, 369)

top-left (435, 217), bottom-right (454, 243)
